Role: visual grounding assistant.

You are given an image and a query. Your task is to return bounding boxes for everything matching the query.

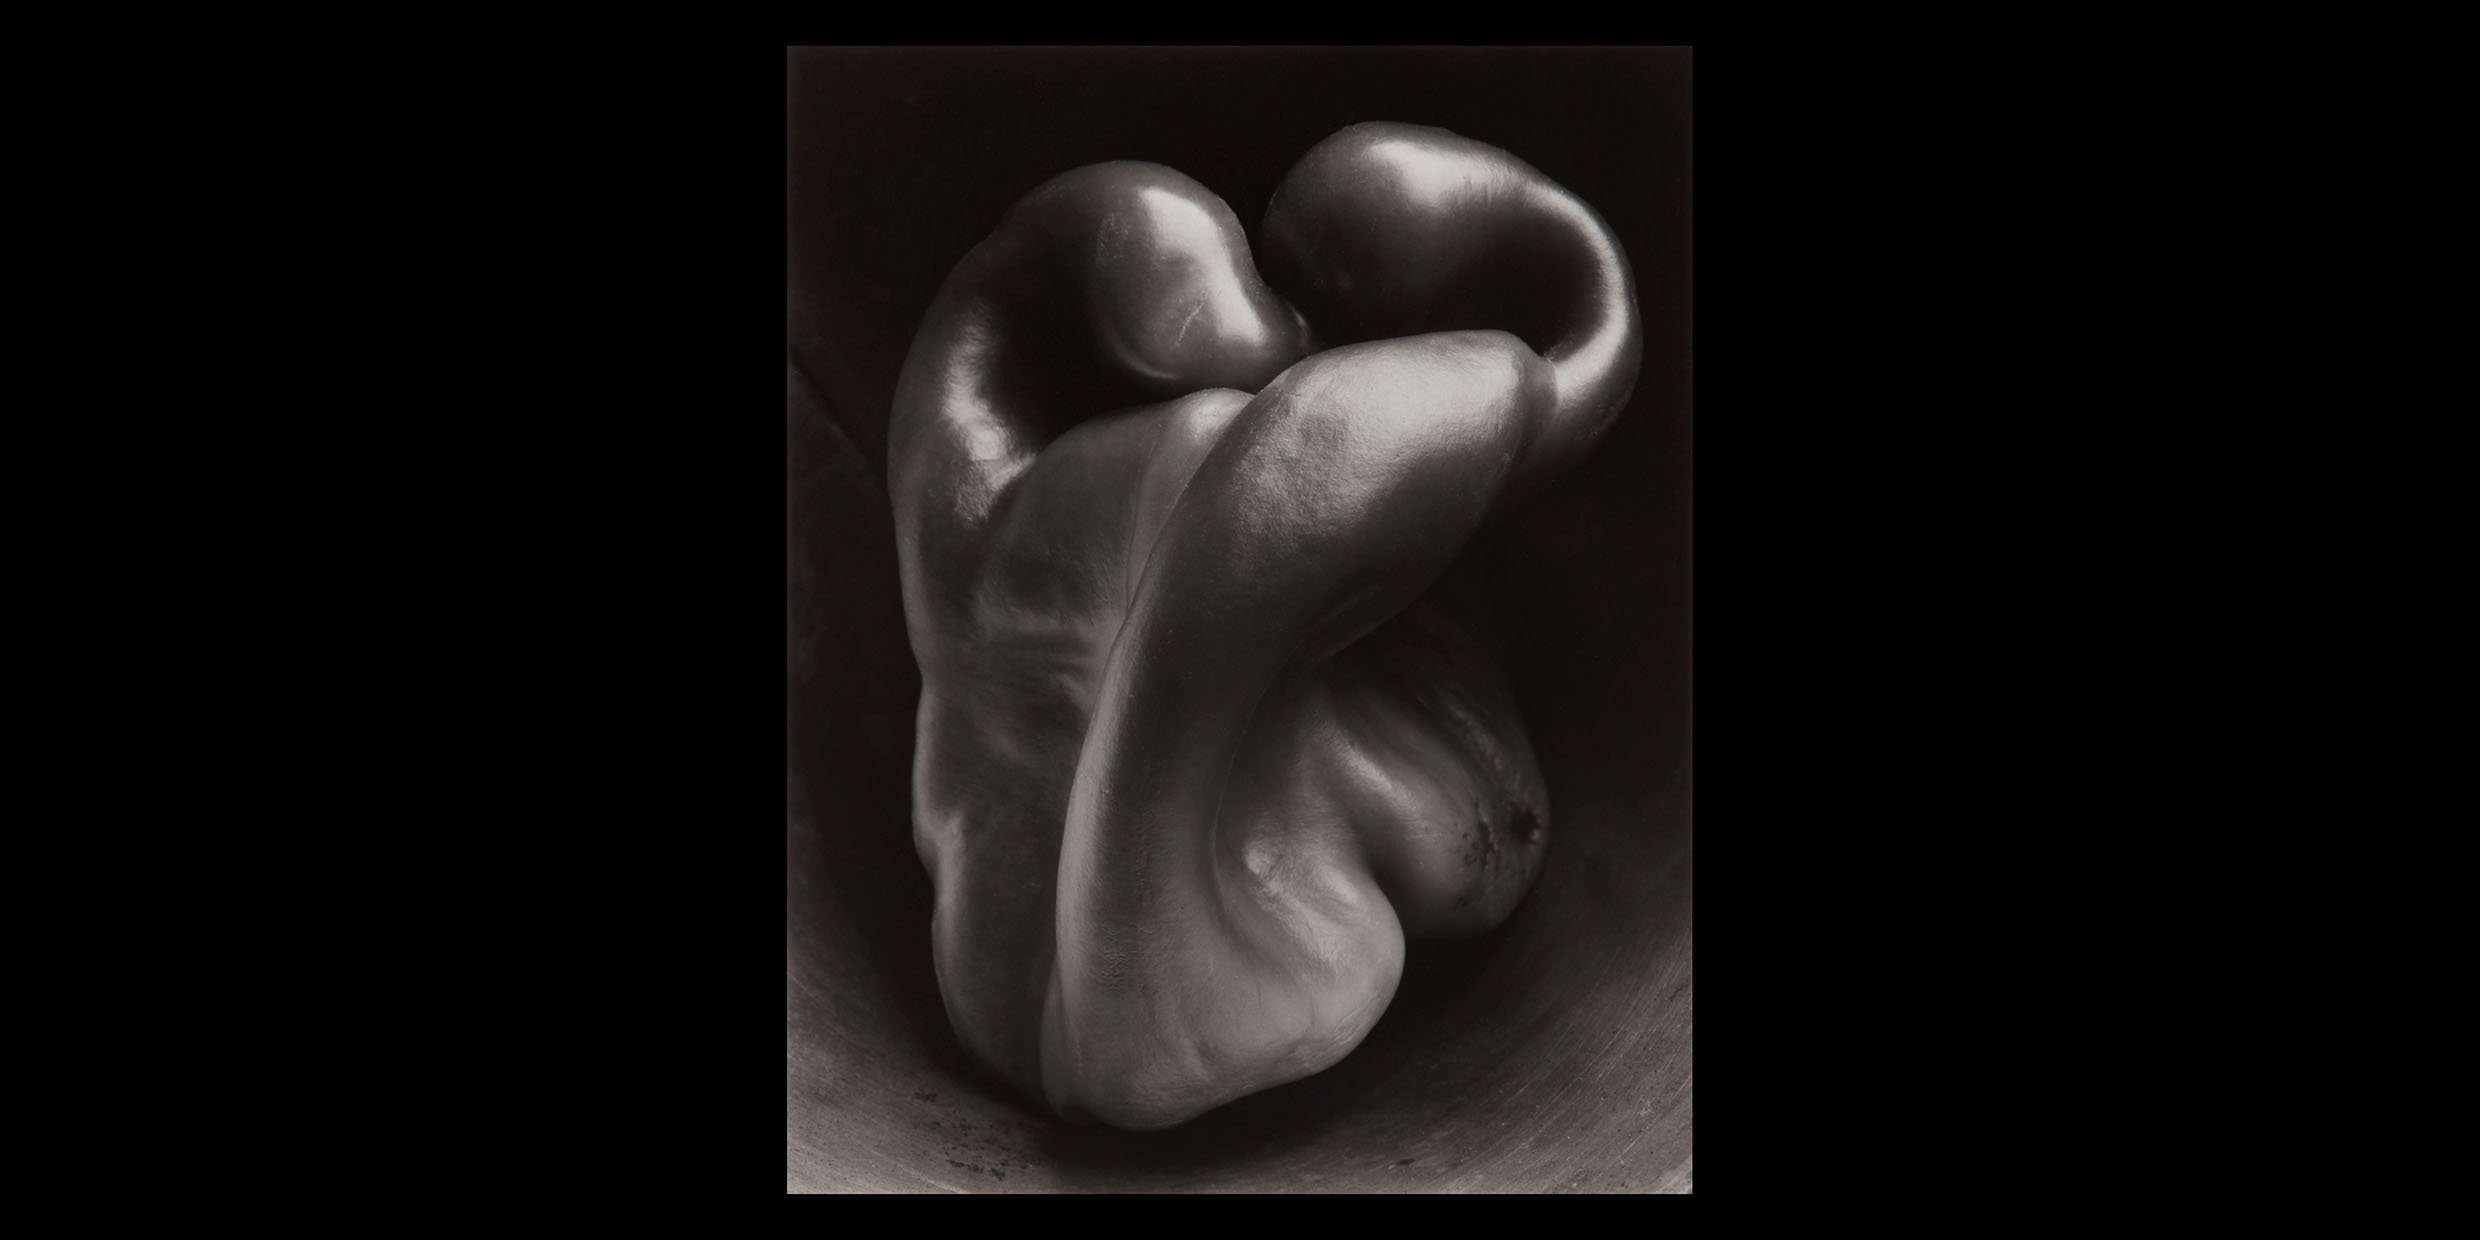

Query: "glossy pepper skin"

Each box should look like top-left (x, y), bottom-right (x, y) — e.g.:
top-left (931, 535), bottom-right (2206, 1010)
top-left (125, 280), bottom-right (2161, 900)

top-left (888, 123), bottom-right (1642, 1130)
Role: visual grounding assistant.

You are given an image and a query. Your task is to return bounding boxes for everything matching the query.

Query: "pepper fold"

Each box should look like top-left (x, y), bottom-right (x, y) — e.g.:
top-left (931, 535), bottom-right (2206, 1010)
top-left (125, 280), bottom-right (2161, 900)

top-left (885, 122), bottom-right (1642, 1130)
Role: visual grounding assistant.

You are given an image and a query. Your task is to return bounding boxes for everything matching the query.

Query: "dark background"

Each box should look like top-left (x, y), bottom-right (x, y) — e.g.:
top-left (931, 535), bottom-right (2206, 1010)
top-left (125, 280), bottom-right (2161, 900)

top-left (786, 46), bottom-right (1694, 1191)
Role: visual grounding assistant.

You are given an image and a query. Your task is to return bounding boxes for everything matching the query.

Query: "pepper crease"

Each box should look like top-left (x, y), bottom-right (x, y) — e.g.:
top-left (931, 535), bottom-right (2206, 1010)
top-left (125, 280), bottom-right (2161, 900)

top-left (886, 122), bottom-right (1642, 1130)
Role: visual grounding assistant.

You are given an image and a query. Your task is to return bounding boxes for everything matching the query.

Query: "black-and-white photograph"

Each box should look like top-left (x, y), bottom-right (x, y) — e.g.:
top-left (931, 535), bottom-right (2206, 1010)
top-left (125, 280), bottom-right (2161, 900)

top-left (787, 45), bottom-right (1692, 1193)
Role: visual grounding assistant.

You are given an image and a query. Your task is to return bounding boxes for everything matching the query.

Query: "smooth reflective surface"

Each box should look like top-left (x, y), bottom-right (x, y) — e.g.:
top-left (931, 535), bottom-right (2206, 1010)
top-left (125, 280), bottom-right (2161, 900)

top-left (787, 46), bottom-right (1691, 1193)
top-left (789, 348), bottom-right (1690, 1188)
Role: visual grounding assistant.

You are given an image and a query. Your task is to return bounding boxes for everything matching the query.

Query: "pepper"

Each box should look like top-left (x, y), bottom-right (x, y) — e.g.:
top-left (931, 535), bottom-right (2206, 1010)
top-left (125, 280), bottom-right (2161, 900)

top-left (889, 122), bottom-right (1642, 1130)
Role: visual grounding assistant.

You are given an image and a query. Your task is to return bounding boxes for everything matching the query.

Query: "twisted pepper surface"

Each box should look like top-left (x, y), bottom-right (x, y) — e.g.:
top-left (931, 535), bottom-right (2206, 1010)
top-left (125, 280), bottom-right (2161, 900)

top-left (888, 122), bottom-right (1642, 1130)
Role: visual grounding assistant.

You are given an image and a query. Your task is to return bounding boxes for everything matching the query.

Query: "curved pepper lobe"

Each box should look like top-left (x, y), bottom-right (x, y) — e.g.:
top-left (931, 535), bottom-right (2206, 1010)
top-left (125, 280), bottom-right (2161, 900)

top-left (1304, 597), bottom-right (1551, 939)
top-left (1037, 164), bottom-right (1313, 395)
top-left (909, 389), bottom-right (1253, 1092)
top-left (1260, 122), bottom-right (1642, 500)
top-left (1039, 334), bottom-right (1554, 1131)
top-left (891, 163), bottom-right (1309, 640)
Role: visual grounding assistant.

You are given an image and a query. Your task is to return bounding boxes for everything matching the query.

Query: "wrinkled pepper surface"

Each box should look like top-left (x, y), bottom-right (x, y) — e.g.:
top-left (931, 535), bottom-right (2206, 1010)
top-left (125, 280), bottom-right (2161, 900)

top-left (889, 122), bottom-right (1642, 1130)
